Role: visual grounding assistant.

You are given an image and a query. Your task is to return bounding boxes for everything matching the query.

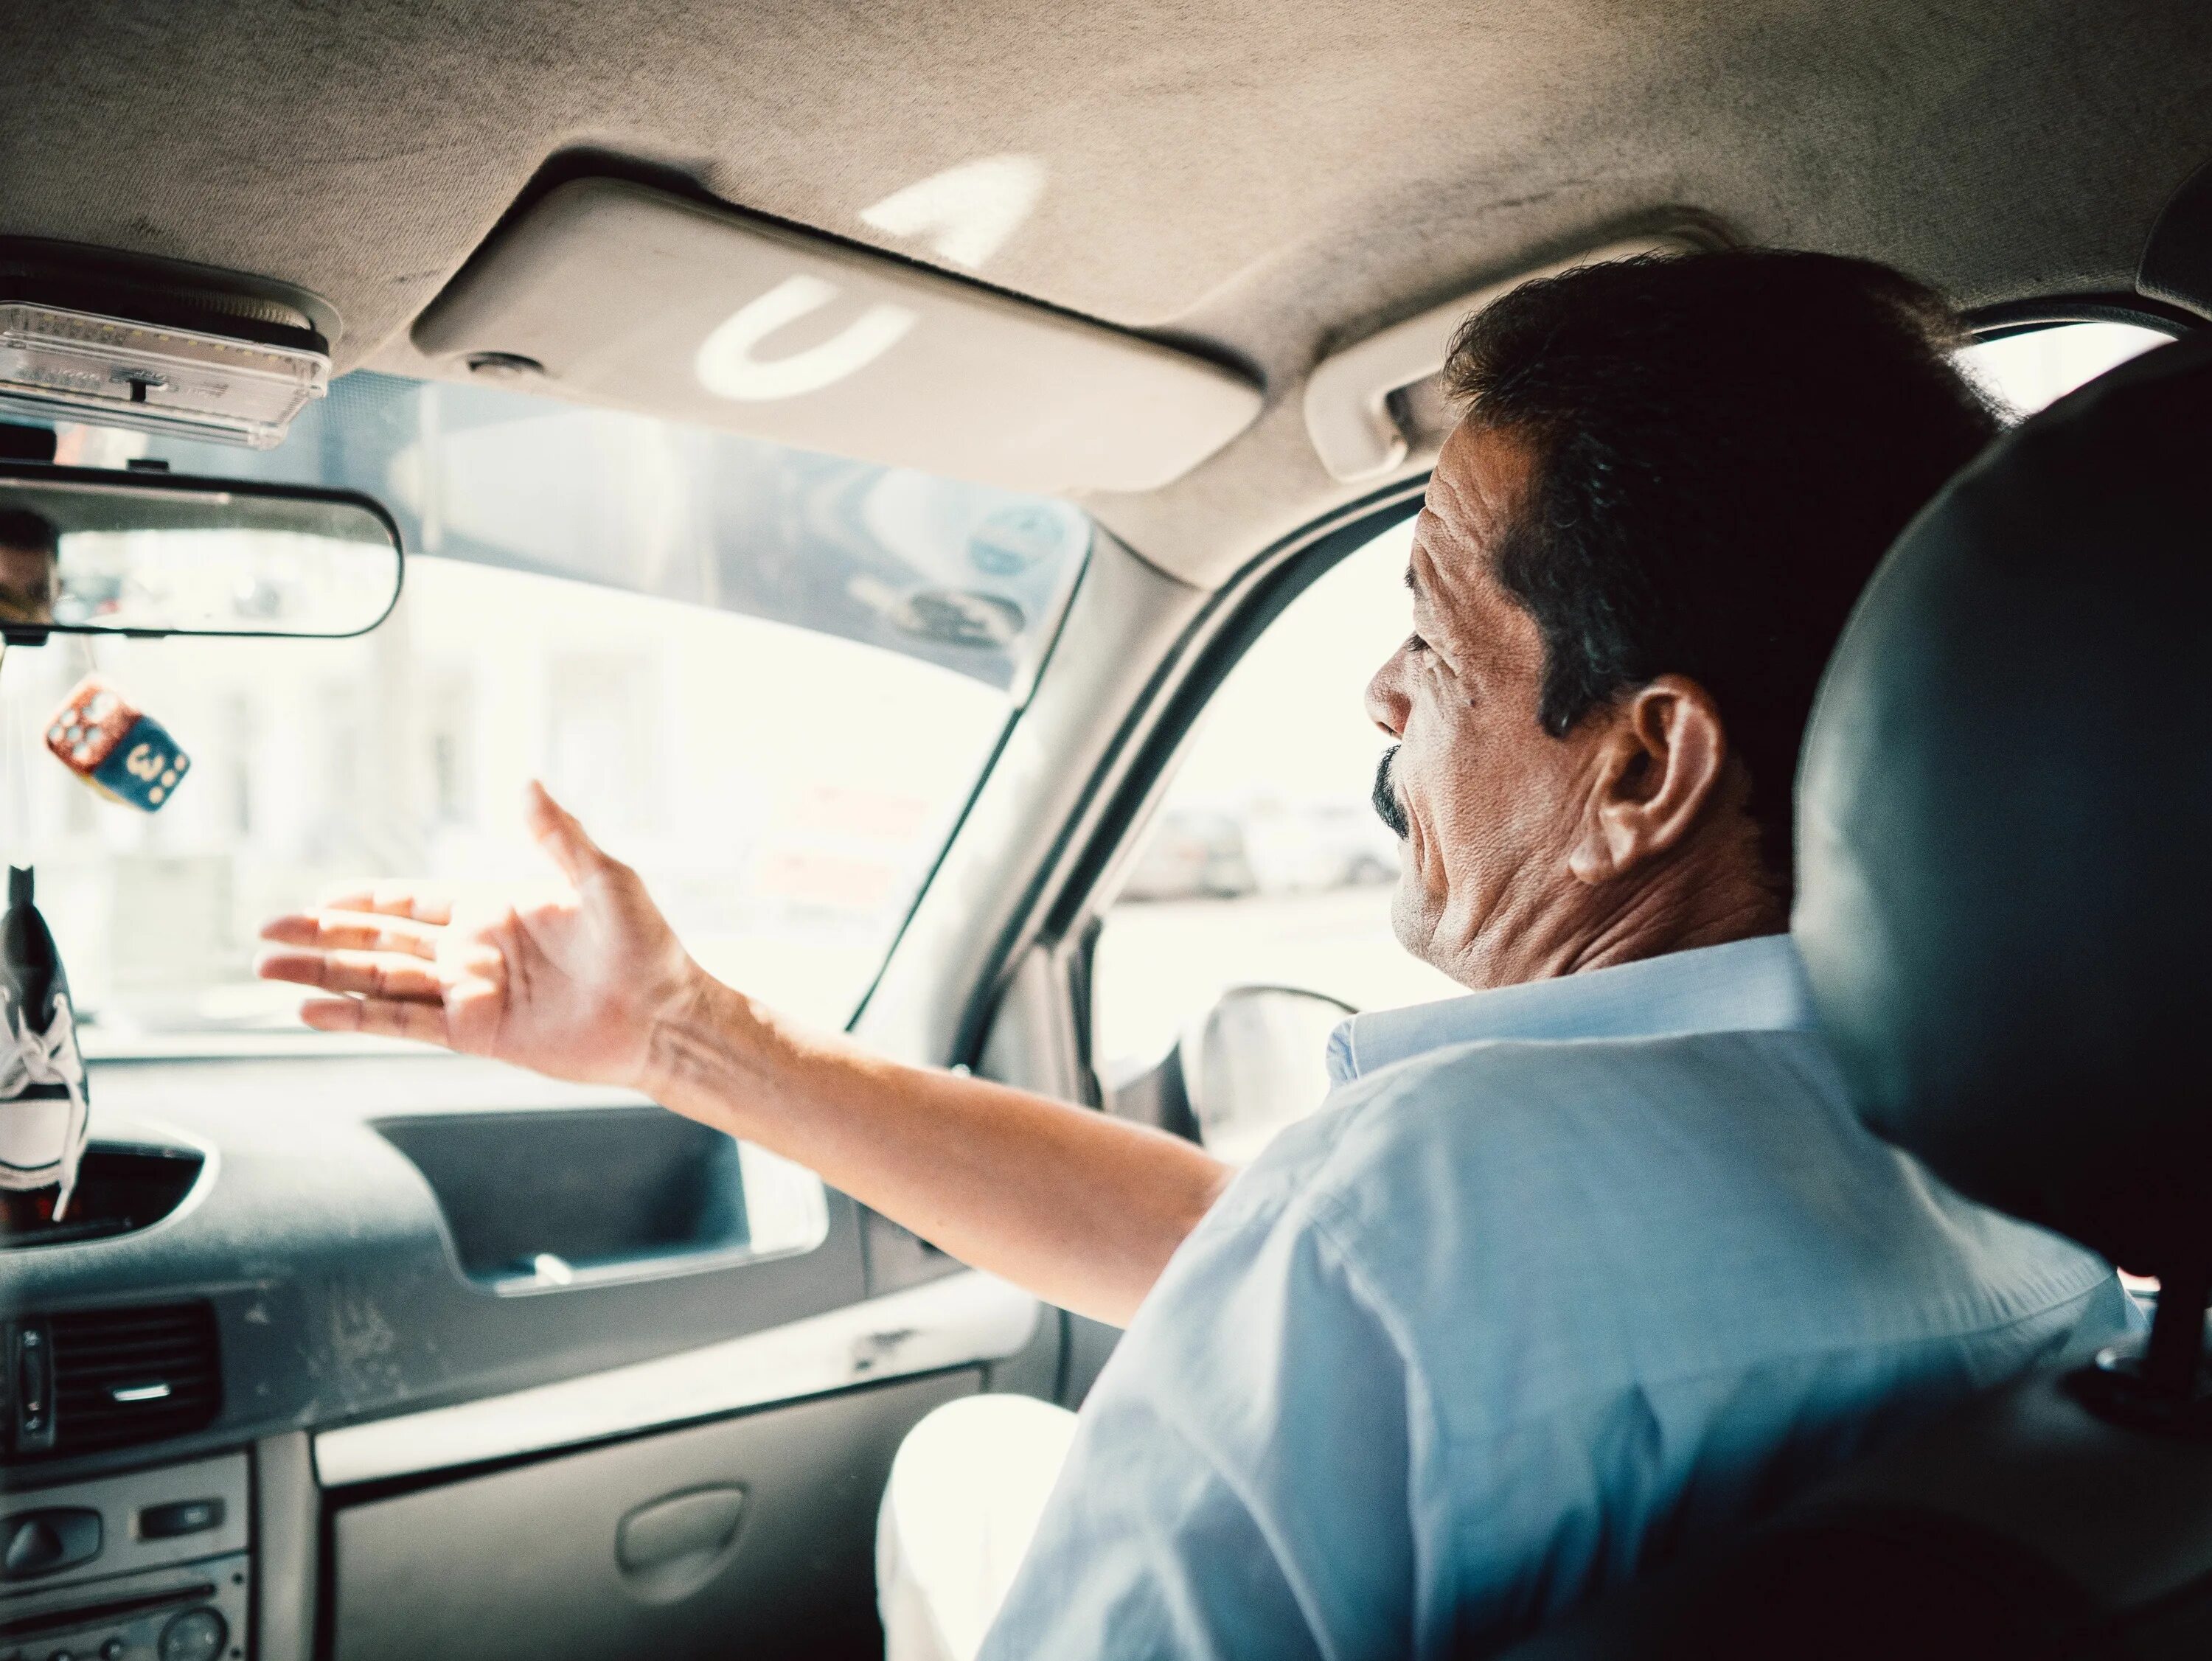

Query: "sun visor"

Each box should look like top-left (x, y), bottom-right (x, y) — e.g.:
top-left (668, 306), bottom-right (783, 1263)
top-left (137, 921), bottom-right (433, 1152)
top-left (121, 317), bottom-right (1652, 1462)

top-left (412, 179), bottom-right (1262, 495)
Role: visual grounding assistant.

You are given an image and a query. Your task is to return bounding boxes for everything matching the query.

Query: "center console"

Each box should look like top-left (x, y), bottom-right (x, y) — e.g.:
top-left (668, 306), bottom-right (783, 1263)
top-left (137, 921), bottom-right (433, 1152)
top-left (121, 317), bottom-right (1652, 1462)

top-left (0, 1453), bottom-right (248, 1661)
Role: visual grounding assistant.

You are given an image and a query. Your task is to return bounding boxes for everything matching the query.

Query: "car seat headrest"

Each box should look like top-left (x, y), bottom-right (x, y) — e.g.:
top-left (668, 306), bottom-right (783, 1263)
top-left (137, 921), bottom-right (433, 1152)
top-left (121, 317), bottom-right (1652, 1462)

top-left (1794, 330), bottom-right (2212, 1278)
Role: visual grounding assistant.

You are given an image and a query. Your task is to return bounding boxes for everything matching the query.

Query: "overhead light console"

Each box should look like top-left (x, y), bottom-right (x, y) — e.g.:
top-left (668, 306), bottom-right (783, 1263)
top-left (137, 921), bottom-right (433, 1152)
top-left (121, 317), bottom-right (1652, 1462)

top-left (0, 243), bottom-right (334, 449)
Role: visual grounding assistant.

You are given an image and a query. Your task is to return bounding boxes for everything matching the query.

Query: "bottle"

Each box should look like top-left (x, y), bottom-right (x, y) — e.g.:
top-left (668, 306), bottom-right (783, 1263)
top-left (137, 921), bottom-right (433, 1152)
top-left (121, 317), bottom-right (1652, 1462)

top-left (0, 865), bottom-right (91, 1224)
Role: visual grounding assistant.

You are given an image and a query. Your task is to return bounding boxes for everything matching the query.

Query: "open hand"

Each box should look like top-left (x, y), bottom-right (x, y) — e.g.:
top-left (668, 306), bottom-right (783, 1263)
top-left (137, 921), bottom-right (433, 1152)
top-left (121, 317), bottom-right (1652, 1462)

top-left (256, 782), bottom-right (703, 1091)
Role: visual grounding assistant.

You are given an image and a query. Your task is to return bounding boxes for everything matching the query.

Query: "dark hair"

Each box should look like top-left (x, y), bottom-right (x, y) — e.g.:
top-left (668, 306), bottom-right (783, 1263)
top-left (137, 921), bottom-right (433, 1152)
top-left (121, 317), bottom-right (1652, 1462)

top-left (1442, 248), bottom-right (2001, 884)
top-left (0, 506), bottom-right (58, 557)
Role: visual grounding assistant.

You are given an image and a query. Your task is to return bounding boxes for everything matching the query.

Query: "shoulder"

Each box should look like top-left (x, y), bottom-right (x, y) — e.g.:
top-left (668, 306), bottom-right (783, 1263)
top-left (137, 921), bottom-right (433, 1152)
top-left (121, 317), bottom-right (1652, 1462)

top-left (1175, 1023), bottom-right (2111, 1404)
top-left (1213, 1025), bottom-right (1850, 1245)
top-left (1152, 1028), bottom-right (1860, 1387)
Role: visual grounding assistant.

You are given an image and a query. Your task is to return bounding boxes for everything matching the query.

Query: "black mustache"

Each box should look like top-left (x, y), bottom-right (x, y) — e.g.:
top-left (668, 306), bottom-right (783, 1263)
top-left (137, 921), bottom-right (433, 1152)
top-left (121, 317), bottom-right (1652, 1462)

top-left (1372, 746), bottom-right (1410, 840)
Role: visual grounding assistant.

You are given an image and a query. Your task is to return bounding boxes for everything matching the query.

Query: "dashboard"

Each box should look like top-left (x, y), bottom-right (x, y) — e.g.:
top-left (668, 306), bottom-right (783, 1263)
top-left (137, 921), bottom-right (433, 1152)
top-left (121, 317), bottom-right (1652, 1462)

top-left (1, 1053), bottom-right (1051, 1661)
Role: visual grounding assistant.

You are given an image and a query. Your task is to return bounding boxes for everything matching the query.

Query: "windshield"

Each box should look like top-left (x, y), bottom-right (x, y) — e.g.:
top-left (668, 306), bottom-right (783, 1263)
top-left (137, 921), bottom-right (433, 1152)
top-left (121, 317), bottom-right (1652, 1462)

top-left (1, 372), bottom-right (1088, 1055)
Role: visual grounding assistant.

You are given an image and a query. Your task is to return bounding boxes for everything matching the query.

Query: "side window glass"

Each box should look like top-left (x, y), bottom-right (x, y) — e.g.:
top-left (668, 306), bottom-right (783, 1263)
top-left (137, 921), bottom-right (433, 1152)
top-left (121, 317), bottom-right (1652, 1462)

top-left (1955, 319), bottom-right (2171, 417)
top-left (1090, 519), bottom-right (1461, 1079)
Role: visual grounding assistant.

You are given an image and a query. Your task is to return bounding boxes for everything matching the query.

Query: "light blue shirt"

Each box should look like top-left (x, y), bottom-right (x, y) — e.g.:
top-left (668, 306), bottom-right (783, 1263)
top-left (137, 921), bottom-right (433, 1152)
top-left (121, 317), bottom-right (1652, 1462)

top-left (981, 936), bottom-right (2138, 1660)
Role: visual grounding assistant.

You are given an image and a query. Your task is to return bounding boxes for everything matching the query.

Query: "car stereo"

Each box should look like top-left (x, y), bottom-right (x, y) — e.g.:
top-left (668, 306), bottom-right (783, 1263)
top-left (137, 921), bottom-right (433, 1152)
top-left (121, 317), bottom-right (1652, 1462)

top-left (0, 1451), bottom-right (248, 1661)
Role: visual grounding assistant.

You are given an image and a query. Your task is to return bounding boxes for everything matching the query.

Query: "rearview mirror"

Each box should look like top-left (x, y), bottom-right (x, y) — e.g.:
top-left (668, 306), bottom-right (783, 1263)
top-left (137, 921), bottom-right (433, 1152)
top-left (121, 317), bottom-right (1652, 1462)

top-left (0, 462), bottom-right (403, 642)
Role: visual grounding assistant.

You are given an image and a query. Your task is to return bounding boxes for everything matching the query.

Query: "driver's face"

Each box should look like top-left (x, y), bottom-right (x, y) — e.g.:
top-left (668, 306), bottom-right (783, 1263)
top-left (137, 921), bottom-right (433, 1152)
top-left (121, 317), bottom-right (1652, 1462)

top-left (0, 542), bottom-right (59, 625)
top-left (1362, 420), bottom-right (1615, 990)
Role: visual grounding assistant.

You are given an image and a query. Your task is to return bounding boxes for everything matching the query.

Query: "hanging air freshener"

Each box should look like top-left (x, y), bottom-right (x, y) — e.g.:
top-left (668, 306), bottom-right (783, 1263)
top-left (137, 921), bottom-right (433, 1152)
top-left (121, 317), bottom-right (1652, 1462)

top-left (0, 866), bottom-right (91, 1219)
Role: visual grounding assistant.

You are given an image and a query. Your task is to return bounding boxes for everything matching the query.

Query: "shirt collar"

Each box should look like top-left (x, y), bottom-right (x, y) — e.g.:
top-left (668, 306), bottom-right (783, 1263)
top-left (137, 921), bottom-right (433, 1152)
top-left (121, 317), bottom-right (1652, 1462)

top-left (1325, 933), bottom-right (1816, 1087)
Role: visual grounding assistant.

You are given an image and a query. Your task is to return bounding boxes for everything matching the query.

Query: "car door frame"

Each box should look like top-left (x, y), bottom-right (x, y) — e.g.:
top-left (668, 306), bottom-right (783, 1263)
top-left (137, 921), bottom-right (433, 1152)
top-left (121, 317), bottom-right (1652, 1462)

top-left (856, 476), bottom-right (1429, 1104)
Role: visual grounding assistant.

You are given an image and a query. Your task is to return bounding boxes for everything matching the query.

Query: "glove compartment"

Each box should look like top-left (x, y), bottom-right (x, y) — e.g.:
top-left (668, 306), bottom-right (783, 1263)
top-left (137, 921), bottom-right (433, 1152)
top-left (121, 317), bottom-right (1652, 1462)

top-left (330, 1368), bottom-right (978, 1661)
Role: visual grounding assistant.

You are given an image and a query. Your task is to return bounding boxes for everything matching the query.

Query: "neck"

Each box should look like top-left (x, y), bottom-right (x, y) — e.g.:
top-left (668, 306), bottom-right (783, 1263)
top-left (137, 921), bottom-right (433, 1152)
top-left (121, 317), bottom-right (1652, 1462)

top-left (1556, 860), bottom-right (1784, 978)
top-left (1443, 815), bottom-right (1787, 992)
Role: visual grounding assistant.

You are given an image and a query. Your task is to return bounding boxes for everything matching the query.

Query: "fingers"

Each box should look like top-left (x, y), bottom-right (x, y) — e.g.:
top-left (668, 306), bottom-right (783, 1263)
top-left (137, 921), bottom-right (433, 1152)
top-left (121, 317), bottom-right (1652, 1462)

top-left (299, 995), bottom-right (455, 1047)
top-left (311, 881), bottom-right (456, 927)
top-left (257, 946), bottom-right (447, 1001)
top-left (524, 779), bottom-right (614, 888)
top-left (258, 908), bottom-right (443, 958)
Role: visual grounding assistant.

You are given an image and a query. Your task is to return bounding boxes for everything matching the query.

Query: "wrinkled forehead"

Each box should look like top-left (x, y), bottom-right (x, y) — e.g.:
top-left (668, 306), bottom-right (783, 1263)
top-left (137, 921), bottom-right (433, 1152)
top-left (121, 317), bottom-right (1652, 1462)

top-left (1408, 422), bottom-right (1535, 621)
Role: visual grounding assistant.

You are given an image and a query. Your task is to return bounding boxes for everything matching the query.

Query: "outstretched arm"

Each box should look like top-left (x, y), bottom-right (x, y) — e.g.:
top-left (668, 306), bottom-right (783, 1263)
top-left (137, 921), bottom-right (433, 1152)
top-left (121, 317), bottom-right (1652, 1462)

top-left (257, 783), bottom-right (1229, 1327)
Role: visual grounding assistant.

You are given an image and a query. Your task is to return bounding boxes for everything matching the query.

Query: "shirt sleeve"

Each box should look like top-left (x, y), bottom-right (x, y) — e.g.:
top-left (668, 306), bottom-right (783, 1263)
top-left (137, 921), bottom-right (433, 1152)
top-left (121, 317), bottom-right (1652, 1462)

top-left (977, 1191), bottom-right (1432, 1661)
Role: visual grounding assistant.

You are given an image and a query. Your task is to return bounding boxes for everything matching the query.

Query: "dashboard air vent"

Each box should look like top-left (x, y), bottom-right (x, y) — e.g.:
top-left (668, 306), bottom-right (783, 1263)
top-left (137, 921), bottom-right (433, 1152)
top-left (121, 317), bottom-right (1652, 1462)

top-left (34, 1301), bottom-right (222, 1458)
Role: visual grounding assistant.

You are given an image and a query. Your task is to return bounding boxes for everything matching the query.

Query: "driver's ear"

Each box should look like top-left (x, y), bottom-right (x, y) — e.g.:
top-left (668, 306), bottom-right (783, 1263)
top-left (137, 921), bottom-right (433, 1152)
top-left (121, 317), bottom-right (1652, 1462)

top-left (1565, 675), bottom-right (1731, 885)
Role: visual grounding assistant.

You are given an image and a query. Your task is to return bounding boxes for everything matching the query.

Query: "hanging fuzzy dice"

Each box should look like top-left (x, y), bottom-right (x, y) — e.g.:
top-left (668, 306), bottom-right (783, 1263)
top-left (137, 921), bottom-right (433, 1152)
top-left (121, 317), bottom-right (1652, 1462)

top-left (44, 674), bottom-right (191, 812)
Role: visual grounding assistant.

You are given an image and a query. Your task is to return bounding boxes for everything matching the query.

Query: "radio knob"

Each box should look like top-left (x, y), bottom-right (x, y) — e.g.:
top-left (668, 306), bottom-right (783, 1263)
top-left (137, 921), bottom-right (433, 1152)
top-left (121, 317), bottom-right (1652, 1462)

top-left (156, 1608), bottom-right (226, 1661)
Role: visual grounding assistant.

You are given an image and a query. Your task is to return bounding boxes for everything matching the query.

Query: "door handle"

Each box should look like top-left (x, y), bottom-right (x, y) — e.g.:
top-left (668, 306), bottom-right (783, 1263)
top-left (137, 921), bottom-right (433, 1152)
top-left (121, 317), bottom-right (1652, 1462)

top-left (615, 1486), bottom-right (748, 1603)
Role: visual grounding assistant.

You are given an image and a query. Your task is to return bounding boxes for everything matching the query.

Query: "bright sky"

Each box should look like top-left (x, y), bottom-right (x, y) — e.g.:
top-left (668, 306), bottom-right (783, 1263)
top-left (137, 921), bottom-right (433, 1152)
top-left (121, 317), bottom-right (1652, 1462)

top-left (1955, 321), bottom-right (2168, 417)
top-left (1169, 520), bottom-right (1414, 807)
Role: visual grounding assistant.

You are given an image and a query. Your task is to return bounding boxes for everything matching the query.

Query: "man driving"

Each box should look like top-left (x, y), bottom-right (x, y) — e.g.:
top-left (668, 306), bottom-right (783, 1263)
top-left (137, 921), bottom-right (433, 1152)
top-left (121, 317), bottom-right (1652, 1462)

top-left (0, 507), bottom-right (61, 626)
top-left (257, 249), bottom-right (2136, 1657)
